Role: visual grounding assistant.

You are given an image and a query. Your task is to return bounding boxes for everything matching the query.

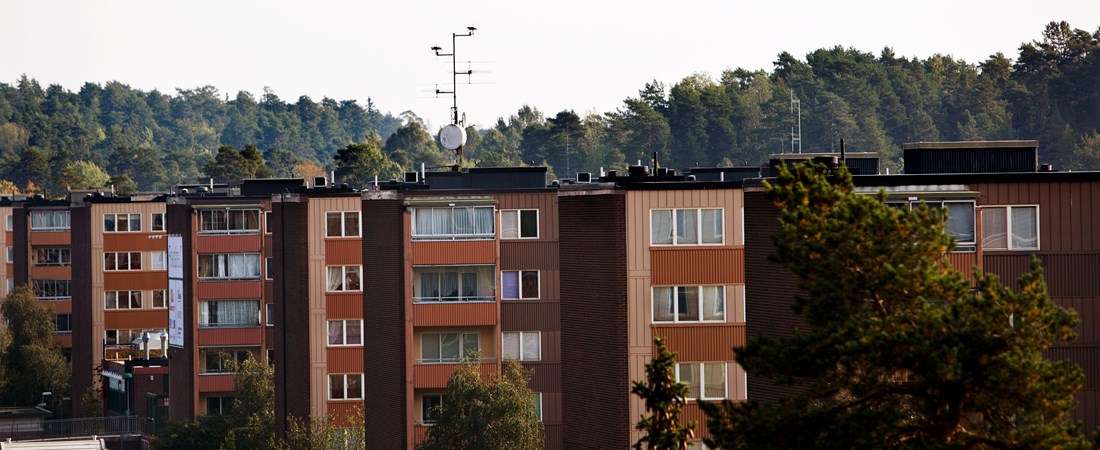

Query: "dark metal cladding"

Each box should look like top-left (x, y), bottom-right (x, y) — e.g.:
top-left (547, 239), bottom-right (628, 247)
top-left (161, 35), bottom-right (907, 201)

top-left (424, 166), bottom-right (549, 190)
top-left (767, 152), bottom-right (880, 176)
top-left (238, 178), bottom-right (307, 197)
top-left (902, 140), bottom-right (1039, 174)
top-left (166, 202), bottom-right (195, 422)
top-left (685, 166), bottom-right (763, 182)
top-left (69, 205), bottom-right (93, 418)
top-left (272, 196), bottom-right (311, 438)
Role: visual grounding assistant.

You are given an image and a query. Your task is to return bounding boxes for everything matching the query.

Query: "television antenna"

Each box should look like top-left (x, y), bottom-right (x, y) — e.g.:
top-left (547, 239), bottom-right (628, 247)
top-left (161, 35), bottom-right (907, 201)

top-left (431, 26), bottom-right (477, 167)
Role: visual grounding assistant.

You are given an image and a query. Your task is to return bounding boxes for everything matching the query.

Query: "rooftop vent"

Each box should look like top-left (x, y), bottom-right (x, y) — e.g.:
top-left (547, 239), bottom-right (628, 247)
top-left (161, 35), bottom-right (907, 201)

top-left (576, 172), bottom-right (592, 183)
top-left (313, 176), bottom-right (327, 188)
top-left (404, 172), bottom-right (419, 183)
top-left (628, 165), bottom-right (650, 176)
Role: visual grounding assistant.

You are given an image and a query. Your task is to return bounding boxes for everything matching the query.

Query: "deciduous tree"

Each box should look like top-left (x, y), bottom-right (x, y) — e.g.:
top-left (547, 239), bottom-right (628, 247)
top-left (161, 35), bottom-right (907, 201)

top-left (0, 285), bottom-right (71, 412)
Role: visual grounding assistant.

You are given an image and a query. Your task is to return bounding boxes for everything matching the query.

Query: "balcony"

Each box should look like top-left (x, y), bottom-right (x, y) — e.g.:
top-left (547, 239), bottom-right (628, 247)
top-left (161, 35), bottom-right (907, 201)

top-left (413, 359), bottom-right (498, 389)
top-left (412, 302), bottom-right (498, 327)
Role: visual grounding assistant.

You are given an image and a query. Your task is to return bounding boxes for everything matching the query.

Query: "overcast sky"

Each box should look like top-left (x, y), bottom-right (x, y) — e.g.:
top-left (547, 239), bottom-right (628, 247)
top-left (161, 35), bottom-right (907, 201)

top-left (2, 0), bottom-right (1099, 130)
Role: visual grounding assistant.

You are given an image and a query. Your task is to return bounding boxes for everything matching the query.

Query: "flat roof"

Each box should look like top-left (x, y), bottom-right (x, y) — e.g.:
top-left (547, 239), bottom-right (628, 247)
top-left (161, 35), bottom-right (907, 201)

top-left (901, 140), bottom-right (1038, 150)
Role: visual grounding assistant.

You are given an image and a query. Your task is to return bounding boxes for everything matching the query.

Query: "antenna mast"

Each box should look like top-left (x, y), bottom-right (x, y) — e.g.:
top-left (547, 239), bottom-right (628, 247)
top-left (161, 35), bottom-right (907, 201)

top-left (790, 89), bottom-right (802, 154)
top-left (432, 26), bottom-right (477, 126)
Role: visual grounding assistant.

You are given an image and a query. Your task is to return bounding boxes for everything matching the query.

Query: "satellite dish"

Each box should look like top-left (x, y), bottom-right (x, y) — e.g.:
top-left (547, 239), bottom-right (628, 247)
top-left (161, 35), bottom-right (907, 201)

top-left (439, 124), bottom-right (467, 151)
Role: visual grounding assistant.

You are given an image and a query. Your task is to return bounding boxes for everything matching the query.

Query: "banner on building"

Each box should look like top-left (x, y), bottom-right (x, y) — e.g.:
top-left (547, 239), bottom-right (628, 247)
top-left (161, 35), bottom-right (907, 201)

top-left (168, 235), bottom-right (185, 348)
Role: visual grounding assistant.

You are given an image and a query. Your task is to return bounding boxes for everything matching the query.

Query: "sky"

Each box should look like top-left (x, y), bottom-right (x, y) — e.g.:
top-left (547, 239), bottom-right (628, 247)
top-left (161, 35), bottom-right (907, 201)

top-left (2, 0), bottom-right (1099, 131)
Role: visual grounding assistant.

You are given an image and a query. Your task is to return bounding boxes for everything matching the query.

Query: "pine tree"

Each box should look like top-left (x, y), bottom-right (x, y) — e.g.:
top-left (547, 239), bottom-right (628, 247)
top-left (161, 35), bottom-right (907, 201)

top-left (632, 337), bottom-right (695, 450)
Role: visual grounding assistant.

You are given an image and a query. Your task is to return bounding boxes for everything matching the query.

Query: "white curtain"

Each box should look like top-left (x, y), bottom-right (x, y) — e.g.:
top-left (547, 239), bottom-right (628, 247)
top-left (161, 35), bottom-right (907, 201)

top-left (502, 271), bottom-right (519, 299)
top-left (501, 211), bottom-right (519, 239)
top-left (944, 202), bottom-right (974, 243)
top-left (702, 286), bottom-right (724, 321)
top-left (981, 208), bottom-right (1008, 249)
top-left (454, 207), bottom-right (473, 235)
top-left (328, 321), bottom-right (344, 345)
top-left (474, 207), bottom-right (493, 235)
top-left (677, 286), bottom-right (698, 321)
top-left (328, 267), bottom-right (344, 291)
top-left (228, 254), bottom-right (261, 278)
top-left (701, 209), bottom-right (723, 244)
top-left (678, 364), bottom-right (700, 399)
top-left (1011, 207), bottom-right (1038, 249)
top-left (676, 209), bottom-right (698, 244)
top-left (503, 333), bottom-right (520, 359)
top-left (202, 300), bottom-right (259, 326)
top-left (653, 287), bottom-right (674, 322)
top-left (521, 333), bottom-right (540, 360)
top-left (703, 363), bottom-right (726, 398)
top-left (651, 210), bottom-right (673, 244)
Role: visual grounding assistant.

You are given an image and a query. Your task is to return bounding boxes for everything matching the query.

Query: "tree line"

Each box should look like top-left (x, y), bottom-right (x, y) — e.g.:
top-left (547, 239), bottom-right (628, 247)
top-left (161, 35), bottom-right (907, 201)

top-left (1, 21), bottom-right (1099, 195)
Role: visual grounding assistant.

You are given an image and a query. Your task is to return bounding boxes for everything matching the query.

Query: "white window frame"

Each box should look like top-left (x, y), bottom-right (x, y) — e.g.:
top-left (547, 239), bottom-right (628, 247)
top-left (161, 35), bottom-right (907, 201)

top-left (201, 347), bottom-right (254, 374)
top-left (533, 392), bottom-right (543, 422)
top-left (105, 290), bottom-right (143, 310)
top-left (675, 362), bottom-right (728, 400)
top-left (265, 258), bottom-right (274, 280)
top-left (326, 265), bottom-right (363, 292)
top-left (421, 394), bottom-right (445, 424)
top-left (502, 331), bottom-right (541, 361)
top-left (413, 265), bottom-right (495, 303)
top-left (5, 214), bottom-right (11, 231)
top-left (104, 252), bottom-right (142, 271)
top-left (981, 205), bottom-right (1040, 251)
top-left (30, 211), bottom-right (70, 231)
top-left (206, 396), bottom-right (233, 415)
top-left (197, 253), bottom-right (262, 280)
top-left (501, 270), bottom-right (540, 300)
top-left (327, 319), bottom-right (364, 346)
top-left (151, 212), bottom-right (166, 232)
top-left (151, 251), bottom-right (167, 270)
top-left (5, 246), bottom-right (11, 263)
top-left (54, 313), bottom-right (72, 334)
top-left (33, 247), bottom-right (71, 266)
top-left (105, 329), bottom-right (142, 346)
top-left (328, 373), bottom-right (364, 400)
top-left (420, 332), bottom-right (480, 364)
top-left (266, 303), bottom-right (274, 326)
top-left (263, 211), bottom-right (271, 234)
top-left (411, 206), bottom-right (495, 241)
top-left (199, 299), bottom-right (261, 327)
top-left (104, 213), bottom-right (141, 232)
top-left (500, 209), bottom-right (539, 239)
top-left (33, 279), bottom-right (71, 300)
top-left (326, 211), bottom-right (361, 238)
top-left (650, 208), bottom-right (725, 246)
top-left (198, 208), bottom-right (262, 235)
top-left (152, 290), bottom-right (167, 309)
top-left (652, 286), bottom-right (726, 323)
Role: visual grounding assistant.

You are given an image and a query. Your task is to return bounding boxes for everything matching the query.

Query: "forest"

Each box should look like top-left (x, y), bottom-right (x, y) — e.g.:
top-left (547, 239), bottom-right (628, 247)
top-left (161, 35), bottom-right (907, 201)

top-left (0, 21), bottom-right (1098, 194)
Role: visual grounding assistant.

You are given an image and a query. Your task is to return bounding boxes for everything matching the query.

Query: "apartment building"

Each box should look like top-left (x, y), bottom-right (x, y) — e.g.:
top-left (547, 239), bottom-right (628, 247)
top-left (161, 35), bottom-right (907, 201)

top-left (744, 141), bottom-right (1100, 432)
top-left (167, 180), bottom-right (302, 421)
top-left (321, 167), bottom-right (564, 449)
top-left (270, 183), bottom-right (364, 435)
top-left (1, 196), bottom-right (17, 298)
top-left (558, 167), bottom-right (750, 448)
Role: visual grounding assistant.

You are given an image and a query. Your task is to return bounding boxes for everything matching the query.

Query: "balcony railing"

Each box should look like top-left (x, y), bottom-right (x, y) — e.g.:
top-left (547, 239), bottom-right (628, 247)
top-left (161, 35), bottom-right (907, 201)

top-left (413, 294), bottom-right (495, 304)
top-left (0, 415), bottom-right (155, 441)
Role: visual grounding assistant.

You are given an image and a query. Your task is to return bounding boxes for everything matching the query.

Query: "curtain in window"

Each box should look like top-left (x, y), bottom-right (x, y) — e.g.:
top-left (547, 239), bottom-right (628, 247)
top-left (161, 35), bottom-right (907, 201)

top-left (944, 202), bottom-right (974, 243)
top-left (461, 272), bottom-right (479, 298)
top-left (326, 213), bottom-right (342, 237)
top-left (440, 333), bottom-right (460, 361)
top-left (462, 333), bottom-right (479, 360)
top-left (522, 333), bottom-right (540, 360)
top-left (131, 214), bottom-right (142, 231)
top-left (502, 271), bottom-right (519, 299)
top-left (330, 374), bottom-right (344, 399)
top-left (678, 364), bottom-right (700, 399)
top-left (521, 271), bottom-right (538, 298)
top-left (433, 208), bottom-right (453, 235)
top-left (104, 215), bottom-right (116, 232)
top-left (344, 213), bottom-right (359, 236)
top-left (441, 272), bottom-right (459, 300)
top-left (653, 287), bottom-right (674, 322)
top-left (347, 321), bottom-right (362, 345)
top-left (422, 334), bottom-right (441, 362)
top-left (129, 291), bottom-right (143, 308)
top-left (327, 267), bottom-right (344, 291)
top-left (474, 207), bottom-right (493, 235)
top-left (415, 209), bottom-right (434, 235)
top-left (676, 210), bottom-right (698, 244)
top-left (702, 286), bottom-right (724, 321)
top-left (328, 321), bottom-right (344, 345)
top-left (202, 300), bottom-right (259, 326)
top-left (344, 266), bottom-right (361, 291)
top-left (346, 374), bottom-right (363, 399)
top-left (701, 209), bottom-right (723, 244)
top-left (503, 332), bottom-right (520, 359)
top-left (1011, 207), bottom-right (1038, 249)
top-left (981, 208), bottom-right (1008, 249)
top-left (453, 207), bottom-right (473, 235)
top-left (703, 363), bottom-right (726, 398)
top-left (501, 211), bottom-right (519, 239)
top-left (677, 286), bottom-right (699, 321)
top-left (651, 210), bottom-right (673, 244)
top-left (105, 292), bottom-right (119, 309)
top-left (419, 272), bottom-right (440, 300)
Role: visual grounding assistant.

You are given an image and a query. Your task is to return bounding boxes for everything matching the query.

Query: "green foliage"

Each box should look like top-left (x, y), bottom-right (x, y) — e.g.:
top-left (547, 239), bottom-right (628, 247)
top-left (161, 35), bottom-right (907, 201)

top-left (333, 137), bottom-right (403, 188)
top-left (58, 160), bottom-right (110, 190)
top-left (632, 337), bottom-right (695, 449)
top-left (153, 415), bottom-right (231, 450)
top-left (204, 144), bottom-right (273, 186)
top-left (224, 355), bottom-right (275, 450)
top-left (417, 360), bottom-right (543, 450)
top-left (273, 410), bottom-right (365, 450)
top-left (700, 162), bottom-right (1087, 449)
top-left (109, 174), bottom-right (137, 196)
top-left (0, 285), bottom-right (71, 410)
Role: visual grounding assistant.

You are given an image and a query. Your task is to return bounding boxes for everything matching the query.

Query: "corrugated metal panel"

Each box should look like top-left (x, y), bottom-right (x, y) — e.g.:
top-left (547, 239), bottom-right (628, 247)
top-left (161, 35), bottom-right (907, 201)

top-left (325, 402), bottom-right (362, 424)
top-left (326, 347), bottom-right (365, 373)
top-left (413, 425), bottom-right (430, 446)
top-left (943, 252), bottom-right (979, 276)
top-left (195, 235), bottom-right (262, 253)
top-left (103, 310), bottom-right (168, 329)
top-left (411, 240), bottom-right (497, 265)
top-left (500, 241), bottom-right (559, 270)
top-left (653, 324), bottom-right (745, 361)
top-left (104, 271), bottom-right (167, 290)
top-left (45, 301), bottom-right (72, 314)
top-left (197, 326), bottom-right (263, 346)
top-left (682, 403), bottom-right (710, 439)
top-left (196, 374), bottom-right (235, 392)
top-left (903, 145), bottom-right (1037, 174)
top-left (501, 302), bottom-right (561, 332)
top-left (496, 192), bottom-right (559, 241)
top-left (541, 391), bottom-right (563, 425)
top-left (651, 247), bottom-right (744, 285)
top-left (29, 265), bottom-right (70, 280)
top-left (412, 362), bottom-right (498, 388)
top-left (626, 188), bottom-right (745, 275)
top-left (1072, 389), bottom-right (1100, 435)
top-left (103, 234), bottom-right (168, 252)
top-left (324, 239), bottom-right (363, 265)
top-left (544, 424), bottom-right (563, 450)
top-left (29, 231), bottom-right (69, 246)
top-left (523, 361), bottom-right (562, 392)
top-left (974, 180), bottom-right (1100, 253)
top-left (1041, 253), bottom-right (1100, 298)
top-left (52, 334), bottom-right (72, 349)
top-left (1055, 298), bottom-right (1100, 344)
top-left (196, 280), bottom-right (262, 299)
top-left (1045, 345), bottom-right (1100, 389)
top-left (411, 302), bottom-right (498, 327)
top-left (325, 294), bottom-right (363, 319)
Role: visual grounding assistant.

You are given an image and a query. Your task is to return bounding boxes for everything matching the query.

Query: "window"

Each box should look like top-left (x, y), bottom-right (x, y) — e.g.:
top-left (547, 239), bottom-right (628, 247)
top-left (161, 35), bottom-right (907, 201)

top-left (34, 280), bottom-right (71, 299)
top-left (200, 300), bottom-right (260, 327)
top-left (982, 206), bottom-right (1039, 250)
top-left (152, 290), bottom-right (167, 309)
top-left (5, 247), bottom-right (11, 263)
top-left (326, 266), bottom-right (362, 292)
top-left (502, 332), bottom-right (541, 361)
top-left (653, 286), bottom-right (725, 323)
top-left (265, 258), bottom-right (273, 280)
top-left (104, 252), bottom-right (142, 271)
top-left (266, 303), bottom-right (274, 326)
top-left (532, 393), bottom-right (543, 422)
top-left (329, 374), bottom-right (364, 400)
top-left (420, 332), bottom-right (479, 363)
top-left (500, 209), bottom-right (538, 239)
top-left (55, 314), bottom-right (72, 333)
top-left (326, 211), bottom-right (361, 237)
top-left (104, 213), bottom-right (141, 232)
top-left (5, 214), bottom-right (10, 230)
top-left (651, 208), bottom-right (723, 245)
top-left (202, 348), bottom-right (253, 373)
top-left (198, 209), bottom-right (261, 234)
top-left (33, 247), bottom-right (71, 266)
top-left (206, 396), bottom-right (233, 415)
top-left (892, 200), bottom-right (977, 251)
top-left (105, 291), bottom-right (143, 310)
top-left (676, 362), bottom-right (727, 400)
top-left (106, 329), bottom-right (142, 346)
top-left (198, 253), bottom-right (261, 279)
top-left (328, 320), bottom-right (364, 346)
top-left (151, 252), bottom-right (167, 270)
top-left (414, 266), bottom-right (495, 302)
top-left (151, 213), bottom-right (165, 232)
top-left (412, 206), bottom-right (494, 240)
top-left (263, 212), bottom-right (271, 234)
top-left (30, 211), bottom-right (70, 231)
top-left (421, 394), bottom-right (445, 424)
top-left (502, 270), bottom-right (539, 300)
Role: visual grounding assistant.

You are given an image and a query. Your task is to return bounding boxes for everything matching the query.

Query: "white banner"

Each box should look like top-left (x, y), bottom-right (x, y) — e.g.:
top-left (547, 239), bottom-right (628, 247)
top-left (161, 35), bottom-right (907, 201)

top-left (167, 236), bottom-right (185, 349)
